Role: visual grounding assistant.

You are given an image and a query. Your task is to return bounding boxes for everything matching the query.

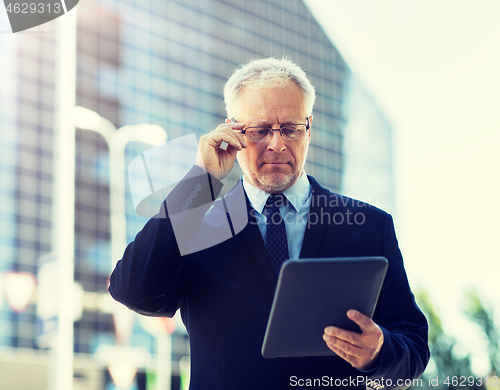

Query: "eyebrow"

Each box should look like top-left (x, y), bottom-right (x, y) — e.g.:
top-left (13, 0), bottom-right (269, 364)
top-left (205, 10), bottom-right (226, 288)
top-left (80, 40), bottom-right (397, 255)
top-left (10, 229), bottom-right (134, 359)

top-left (251, 121), bottom-right (299, 127)
top-left (251, 120), bottom-right (273, 126)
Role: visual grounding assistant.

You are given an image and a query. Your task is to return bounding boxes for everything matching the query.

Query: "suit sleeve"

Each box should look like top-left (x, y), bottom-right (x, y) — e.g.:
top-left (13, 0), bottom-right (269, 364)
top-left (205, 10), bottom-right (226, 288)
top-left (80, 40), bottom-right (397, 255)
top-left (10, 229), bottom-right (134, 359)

top-left (108, 166), bottom-right (223, 317)
top-left (352, 214), bottom-right (430, 388)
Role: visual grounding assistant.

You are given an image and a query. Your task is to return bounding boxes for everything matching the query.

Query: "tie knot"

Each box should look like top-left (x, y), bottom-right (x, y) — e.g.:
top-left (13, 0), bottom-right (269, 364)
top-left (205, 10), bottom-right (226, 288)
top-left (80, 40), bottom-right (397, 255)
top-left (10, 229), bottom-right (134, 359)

top-left (265, 194), bottom-right (288, 209)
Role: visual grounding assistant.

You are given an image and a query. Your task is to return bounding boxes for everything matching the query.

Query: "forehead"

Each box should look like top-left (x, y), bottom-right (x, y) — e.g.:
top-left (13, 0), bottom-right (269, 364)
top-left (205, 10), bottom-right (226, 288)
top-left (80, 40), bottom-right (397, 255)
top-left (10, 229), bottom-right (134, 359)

top-left (236, 81), bottom-right (306, 122)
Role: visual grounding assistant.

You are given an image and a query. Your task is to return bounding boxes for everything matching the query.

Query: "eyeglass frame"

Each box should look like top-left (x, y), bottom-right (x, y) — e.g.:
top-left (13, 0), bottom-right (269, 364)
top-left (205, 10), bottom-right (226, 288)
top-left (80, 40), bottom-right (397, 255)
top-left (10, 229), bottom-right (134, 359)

top-left (230, 117), bottom-right (311, 142)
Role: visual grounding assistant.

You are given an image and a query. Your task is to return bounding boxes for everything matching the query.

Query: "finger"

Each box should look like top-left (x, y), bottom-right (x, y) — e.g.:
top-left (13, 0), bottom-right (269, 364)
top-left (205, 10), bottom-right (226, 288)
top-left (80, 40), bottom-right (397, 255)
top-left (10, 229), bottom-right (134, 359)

top-left (347, 310), bottom-right (375, 333)
top-left (323, 333), bottom-right (362, 358)
top-left (216, 124), bottom-right (248, 149)
top-left (219, 122), bottom-right (245, 132)
top-left (219, 133), bottom-right (245, 151)
top-left (324, 326), bottom-right (361, 346)
top-left (323, 337), bottom-right (360, 366)
top-left (228, 124), bottom-right (247, 148)
top-left (331, 346), bottom-right (357, 365)
top-left (204, 130), bottom-right (244, 151)
top-left (329, 345), bottom-right (369, 370)
top-left (228, 122), bottom-right (245, 130)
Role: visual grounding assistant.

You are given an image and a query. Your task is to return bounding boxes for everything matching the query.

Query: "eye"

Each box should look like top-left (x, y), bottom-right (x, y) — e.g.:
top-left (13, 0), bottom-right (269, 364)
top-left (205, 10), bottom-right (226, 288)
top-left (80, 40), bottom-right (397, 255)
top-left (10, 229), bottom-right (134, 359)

top-left (282, 125), bottom-right (301, 131)
top-left (282, 126), bottom-right (302, 135)
top-left (254, 128), bottom-right (271, 135)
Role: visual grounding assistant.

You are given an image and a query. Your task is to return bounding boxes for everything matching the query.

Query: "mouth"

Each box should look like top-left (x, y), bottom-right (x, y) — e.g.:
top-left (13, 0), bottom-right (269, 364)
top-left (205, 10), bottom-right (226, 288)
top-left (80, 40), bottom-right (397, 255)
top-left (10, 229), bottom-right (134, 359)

top-left (262, 160), bottom-right (290, 164)
top-left (262, 162), bottom-right (289, 166)
top-left (261, 162), bottom-right (291, 170)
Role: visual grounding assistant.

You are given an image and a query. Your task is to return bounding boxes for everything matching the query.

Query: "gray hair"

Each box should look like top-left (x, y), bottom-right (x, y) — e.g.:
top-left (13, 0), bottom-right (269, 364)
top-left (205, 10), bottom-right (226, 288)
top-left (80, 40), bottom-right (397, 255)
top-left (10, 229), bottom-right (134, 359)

top-left (223, 57), bottom-right (316, 118)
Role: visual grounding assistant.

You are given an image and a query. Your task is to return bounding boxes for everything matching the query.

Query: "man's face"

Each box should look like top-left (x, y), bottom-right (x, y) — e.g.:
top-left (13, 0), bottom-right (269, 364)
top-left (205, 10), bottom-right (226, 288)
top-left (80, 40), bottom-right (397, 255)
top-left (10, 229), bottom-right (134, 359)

top-left (231, 81), bottom-right (312, 194)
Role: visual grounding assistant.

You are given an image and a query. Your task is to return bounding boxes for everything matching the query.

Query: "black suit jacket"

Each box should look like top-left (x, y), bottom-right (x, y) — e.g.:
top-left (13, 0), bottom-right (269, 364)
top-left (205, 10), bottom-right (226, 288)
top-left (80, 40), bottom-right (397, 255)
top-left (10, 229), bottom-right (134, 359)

top-left (109, 170), bottom-right (429, 390)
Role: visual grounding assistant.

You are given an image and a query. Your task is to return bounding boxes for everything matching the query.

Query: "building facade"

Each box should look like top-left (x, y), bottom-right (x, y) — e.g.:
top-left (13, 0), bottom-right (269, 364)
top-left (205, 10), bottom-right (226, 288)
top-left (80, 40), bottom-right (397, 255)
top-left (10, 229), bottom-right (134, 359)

top-left (0, 0), bottom-right (393, 389)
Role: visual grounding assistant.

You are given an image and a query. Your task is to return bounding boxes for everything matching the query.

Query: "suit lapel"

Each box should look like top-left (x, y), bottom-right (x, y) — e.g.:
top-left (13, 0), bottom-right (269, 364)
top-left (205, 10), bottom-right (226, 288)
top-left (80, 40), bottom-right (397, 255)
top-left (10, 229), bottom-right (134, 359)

top-left (299, 176), bottom-right (335, 259)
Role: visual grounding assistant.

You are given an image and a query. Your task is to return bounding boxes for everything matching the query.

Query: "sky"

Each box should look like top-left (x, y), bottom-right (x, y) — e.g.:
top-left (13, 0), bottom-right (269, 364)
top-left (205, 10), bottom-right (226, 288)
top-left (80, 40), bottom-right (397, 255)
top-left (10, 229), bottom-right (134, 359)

top-left (304, 0), bottom-right (500, 373)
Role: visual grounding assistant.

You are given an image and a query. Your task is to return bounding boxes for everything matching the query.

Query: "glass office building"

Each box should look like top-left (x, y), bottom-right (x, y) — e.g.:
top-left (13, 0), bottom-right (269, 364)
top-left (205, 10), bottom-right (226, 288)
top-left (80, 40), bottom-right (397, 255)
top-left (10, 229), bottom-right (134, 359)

top-left (340, 72), bottom-right (394, 214)
top-left (0, 0), bottom-right (393, 388)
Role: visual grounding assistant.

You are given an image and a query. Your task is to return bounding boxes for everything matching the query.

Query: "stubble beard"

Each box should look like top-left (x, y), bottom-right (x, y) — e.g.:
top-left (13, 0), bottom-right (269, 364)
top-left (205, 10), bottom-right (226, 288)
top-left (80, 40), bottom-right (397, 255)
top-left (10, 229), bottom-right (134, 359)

top-left (238, 144), bottom-right (309, 193)
top-left (252, 170), bottom-right (300, 193)
top-left (239, 155), bottom-right (307, 193)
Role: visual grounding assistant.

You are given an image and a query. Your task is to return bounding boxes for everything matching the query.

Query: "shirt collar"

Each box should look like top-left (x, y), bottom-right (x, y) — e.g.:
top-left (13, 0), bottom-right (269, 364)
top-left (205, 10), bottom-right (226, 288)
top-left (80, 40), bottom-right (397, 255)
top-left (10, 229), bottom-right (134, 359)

top-left (242, 171), bottom-right (311, 214)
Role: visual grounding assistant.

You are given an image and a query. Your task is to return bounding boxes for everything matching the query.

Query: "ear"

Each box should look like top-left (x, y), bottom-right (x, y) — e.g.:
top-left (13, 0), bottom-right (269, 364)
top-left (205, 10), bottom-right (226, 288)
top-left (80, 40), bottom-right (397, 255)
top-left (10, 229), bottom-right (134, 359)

top-left (225, 118), bottom-right (231, 124)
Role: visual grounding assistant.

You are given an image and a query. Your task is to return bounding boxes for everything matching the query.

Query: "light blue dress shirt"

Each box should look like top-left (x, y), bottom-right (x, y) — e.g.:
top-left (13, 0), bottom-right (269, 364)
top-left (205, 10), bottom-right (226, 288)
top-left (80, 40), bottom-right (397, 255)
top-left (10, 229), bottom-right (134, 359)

top-left (242, 172), bottom-right (312, 260)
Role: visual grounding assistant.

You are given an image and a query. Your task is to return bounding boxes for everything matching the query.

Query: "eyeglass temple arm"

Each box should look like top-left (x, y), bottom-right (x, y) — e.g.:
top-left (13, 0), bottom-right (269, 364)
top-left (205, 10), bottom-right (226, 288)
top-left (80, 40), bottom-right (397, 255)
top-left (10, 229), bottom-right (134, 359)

top-left (230, 117), bottom-right (246, 133)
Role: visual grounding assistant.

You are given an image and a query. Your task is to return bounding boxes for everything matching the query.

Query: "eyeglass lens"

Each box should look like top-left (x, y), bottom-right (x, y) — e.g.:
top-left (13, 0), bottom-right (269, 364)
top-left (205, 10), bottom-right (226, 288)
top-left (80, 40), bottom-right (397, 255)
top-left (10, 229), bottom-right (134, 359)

top-left (245, 126), bottom-right (307, 142)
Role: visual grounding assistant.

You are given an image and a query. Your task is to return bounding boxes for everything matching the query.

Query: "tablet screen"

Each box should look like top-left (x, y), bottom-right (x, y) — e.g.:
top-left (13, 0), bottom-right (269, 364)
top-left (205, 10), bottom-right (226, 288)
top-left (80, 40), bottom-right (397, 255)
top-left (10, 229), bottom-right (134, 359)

top-left (261, 257), bottom-right (388, 358)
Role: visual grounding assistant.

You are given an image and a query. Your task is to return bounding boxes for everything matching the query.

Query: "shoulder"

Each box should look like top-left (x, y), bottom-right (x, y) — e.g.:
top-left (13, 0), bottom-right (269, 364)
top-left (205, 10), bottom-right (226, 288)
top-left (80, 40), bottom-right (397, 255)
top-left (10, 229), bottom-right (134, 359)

top-left (202, 179), bottom-right (248, 233)
top-left (307, 175), bottom-right (389, 218)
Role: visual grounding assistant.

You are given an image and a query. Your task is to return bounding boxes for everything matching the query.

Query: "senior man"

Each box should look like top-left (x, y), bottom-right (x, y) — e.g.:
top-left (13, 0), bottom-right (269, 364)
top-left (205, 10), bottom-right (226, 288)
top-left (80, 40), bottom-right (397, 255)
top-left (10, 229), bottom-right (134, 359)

top-left (109, 57), bottom-right (429, 389)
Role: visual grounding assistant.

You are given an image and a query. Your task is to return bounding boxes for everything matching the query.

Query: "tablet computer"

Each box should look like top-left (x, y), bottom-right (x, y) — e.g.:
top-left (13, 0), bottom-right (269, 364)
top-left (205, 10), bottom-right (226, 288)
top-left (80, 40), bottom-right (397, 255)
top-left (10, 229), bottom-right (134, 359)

top-left (261, 256), bottom-right (388, 358)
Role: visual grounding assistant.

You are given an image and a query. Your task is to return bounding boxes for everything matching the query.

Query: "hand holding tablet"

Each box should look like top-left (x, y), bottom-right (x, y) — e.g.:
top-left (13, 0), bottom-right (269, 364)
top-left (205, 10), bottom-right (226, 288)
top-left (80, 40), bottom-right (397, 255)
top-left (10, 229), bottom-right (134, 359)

top-left (323, 309), bottom-right (385, 370)
top-left (261, 257), bottom-right (388, 359)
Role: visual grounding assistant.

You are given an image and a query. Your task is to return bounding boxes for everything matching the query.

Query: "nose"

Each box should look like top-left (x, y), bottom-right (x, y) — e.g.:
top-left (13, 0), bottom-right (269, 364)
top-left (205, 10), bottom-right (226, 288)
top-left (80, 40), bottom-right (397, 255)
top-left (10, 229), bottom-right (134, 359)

top-left (267, 128), bottom-right (286, 152)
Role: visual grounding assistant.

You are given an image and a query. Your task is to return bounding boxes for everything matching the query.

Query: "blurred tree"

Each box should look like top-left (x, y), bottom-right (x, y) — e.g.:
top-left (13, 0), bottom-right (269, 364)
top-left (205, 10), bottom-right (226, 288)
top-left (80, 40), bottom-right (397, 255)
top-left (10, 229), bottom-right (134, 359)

top-left (407, 291), bottom-right (485, 390)
top-left (464, 289), bottom-right (500, 378)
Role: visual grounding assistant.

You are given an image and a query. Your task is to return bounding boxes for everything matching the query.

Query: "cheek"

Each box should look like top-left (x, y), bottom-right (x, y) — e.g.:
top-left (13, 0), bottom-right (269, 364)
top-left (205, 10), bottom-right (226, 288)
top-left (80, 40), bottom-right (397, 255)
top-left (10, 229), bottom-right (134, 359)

top-left (237, 147), bottom-right (247, 159)
top-left (238, 145), bottom-right (259, 165)
top-left (293, 143), bottom-right (309, 164)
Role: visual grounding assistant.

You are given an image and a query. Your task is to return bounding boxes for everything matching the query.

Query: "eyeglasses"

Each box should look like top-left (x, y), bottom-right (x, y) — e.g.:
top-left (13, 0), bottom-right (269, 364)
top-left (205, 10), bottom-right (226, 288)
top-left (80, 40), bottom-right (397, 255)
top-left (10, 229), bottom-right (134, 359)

top-left (231, 117), bottom-right (310, 142)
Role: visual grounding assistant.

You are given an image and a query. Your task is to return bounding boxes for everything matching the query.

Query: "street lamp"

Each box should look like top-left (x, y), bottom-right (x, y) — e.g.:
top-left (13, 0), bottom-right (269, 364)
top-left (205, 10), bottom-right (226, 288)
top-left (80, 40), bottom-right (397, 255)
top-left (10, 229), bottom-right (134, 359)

top-left (74, 106), bottom-right (167, 269)
top-left (75, 107), bottom-right (170, 390)
top-left (52, 9), bottom-right (77, 390)
top-left (3, 272), bottom-right (37, 313)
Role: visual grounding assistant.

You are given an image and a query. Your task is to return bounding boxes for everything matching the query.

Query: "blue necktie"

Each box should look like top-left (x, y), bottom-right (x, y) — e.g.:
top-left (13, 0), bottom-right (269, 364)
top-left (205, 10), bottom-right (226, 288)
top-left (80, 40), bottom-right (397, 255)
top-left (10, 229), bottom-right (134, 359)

top-left (264, 194), bottom-right (289, 276)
